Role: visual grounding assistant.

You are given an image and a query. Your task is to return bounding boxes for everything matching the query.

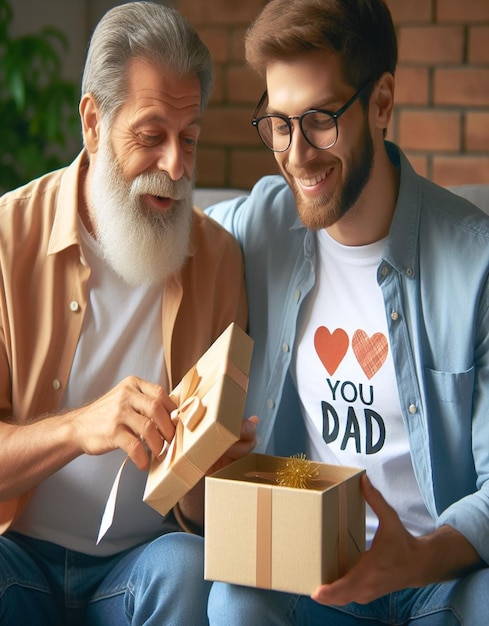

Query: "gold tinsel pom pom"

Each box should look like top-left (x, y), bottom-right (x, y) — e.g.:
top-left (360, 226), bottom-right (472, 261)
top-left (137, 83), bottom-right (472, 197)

top-left (275, 453), bottom-right (320, 489)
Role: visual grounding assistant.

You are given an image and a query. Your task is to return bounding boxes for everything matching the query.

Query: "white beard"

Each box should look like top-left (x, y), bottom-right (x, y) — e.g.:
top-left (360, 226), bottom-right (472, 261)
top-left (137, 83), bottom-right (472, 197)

top-left (86, 135), bottom-right (193, 286)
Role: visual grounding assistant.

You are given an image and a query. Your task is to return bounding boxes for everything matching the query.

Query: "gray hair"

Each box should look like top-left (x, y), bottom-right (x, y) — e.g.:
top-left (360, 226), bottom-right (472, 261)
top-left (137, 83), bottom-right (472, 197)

top-left (81, 1), bottom-right (213, 122)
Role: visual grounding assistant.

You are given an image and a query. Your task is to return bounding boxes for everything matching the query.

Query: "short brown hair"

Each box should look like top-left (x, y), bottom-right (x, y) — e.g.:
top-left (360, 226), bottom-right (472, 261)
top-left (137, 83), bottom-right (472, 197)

top-left (245, 0), bottom-right (397, 93)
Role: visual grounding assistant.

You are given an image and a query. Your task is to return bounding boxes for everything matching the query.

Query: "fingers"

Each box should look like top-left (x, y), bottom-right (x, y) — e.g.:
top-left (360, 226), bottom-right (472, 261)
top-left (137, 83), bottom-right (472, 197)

top-left (128, 379), bottom-right (176, 444)
top-left (104, 378), bottom-right (259, 474)
top-left (222, 416), bottom-right (259, 462)
top-left (119, 429), bottom-right (152, 471)
top-left (91, 376), bottom-right (176, 465)
top-left (361, 473), bottom-right (397, 523)
top-left (240, 415), bottom-right (259, 441)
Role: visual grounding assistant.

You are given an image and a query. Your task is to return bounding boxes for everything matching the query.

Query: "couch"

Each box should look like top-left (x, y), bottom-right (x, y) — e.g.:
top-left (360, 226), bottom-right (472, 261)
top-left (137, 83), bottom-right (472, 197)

top-left (194, 184), bottom-right (489, 215)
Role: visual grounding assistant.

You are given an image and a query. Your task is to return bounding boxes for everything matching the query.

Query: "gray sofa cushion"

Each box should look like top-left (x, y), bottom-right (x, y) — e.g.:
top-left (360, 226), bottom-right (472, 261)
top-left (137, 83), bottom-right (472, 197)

top-left (193, 188), bottom-right (247, 210)
top-left (448, 184), bottom-right (489, 214)
top-left (195, 185), bottom-right (489, 214)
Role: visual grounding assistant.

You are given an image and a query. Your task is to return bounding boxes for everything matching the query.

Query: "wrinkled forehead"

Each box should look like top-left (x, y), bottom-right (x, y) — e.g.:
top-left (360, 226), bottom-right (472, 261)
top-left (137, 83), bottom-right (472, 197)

top-left (124, 58), bottom-right (201, 109)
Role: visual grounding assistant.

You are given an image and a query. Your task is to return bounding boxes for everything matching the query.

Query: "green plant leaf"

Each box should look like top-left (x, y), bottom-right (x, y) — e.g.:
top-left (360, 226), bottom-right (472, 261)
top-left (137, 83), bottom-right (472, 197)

top-left (0, 0), bottom-right (79, 192)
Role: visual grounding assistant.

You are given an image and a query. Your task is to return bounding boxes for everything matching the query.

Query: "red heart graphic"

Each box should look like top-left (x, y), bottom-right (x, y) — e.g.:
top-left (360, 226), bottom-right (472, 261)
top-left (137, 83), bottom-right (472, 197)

top-left (352, 330), bottom-right (388, 379)
top-left (314, 326), bottom-right (349, 375)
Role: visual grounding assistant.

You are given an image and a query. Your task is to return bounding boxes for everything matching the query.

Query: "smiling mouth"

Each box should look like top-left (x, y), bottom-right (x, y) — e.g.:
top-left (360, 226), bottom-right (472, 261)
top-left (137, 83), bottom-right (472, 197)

top-left (298, 167), bottom-right (333, 188)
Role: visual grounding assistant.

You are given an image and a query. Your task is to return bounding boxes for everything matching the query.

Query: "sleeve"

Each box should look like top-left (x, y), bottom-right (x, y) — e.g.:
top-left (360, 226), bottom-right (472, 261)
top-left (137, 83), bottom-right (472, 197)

top-left (436, 272), bottom-right (489, 564)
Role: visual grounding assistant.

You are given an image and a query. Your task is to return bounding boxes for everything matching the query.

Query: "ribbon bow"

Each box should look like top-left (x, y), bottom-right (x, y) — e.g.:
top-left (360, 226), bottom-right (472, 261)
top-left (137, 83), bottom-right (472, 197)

top-left (160, 366), bottom-right (207, 469)
top-left (97, 367), bottom-right (208, 545)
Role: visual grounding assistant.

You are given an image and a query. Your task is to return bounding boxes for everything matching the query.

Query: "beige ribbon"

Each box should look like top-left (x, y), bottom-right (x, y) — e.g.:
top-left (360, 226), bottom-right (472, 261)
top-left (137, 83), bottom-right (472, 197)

top-left (255, 485), bottom-right (273, 589)
top-left (160, 358), bottom-right (248, 482)
top-left (98, 357), bottom-right (248, 543)
top-left (252, 479), bottom-right (350, 588)
top-left (337, 482), bottom-right (349, 577)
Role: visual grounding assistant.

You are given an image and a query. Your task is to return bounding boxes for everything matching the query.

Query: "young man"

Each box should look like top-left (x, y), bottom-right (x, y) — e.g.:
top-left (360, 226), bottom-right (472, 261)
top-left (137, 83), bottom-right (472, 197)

top-left (0, 3), bottom-right (254, 624)
top-left (206, 0), bottom-right (489, 623)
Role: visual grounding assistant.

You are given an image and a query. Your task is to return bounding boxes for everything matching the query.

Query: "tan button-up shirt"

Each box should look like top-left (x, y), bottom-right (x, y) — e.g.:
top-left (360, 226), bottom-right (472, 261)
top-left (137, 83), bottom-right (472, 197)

top-left (0, 151), bottom-right (247, 532)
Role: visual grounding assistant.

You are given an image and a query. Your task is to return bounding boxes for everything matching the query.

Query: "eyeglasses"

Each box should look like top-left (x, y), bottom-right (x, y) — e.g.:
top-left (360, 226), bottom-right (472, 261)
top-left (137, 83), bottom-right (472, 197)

top-left (251, 80), bottom-right (373, 153)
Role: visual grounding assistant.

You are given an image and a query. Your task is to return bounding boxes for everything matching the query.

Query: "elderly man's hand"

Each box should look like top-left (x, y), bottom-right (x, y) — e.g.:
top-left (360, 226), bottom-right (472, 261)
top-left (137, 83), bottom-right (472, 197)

top-left (71, 375), bottom-right (177, 470)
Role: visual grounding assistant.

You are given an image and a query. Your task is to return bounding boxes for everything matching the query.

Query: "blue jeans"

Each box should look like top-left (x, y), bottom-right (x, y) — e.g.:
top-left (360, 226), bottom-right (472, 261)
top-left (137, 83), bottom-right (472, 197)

top-left (208, 568), bottom-right (489, 625)
top-left (0, 530), bottom-right (210, 625)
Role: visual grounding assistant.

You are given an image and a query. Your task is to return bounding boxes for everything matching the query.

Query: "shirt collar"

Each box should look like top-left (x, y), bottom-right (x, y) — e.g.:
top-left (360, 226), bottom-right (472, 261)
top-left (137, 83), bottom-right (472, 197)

top-left (290, 141), bottom-right (423, 280)
top-left (48, 151), bottom-right (88, 256)
top-left (382, 141), bottom-right (422, 280)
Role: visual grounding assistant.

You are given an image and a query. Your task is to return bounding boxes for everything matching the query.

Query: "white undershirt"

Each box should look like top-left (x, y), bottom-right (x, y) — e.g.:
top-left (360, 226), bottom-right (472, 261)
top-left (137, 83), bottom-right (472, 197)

top-left (291, 229), bottom-right (434, 547)
top-left (13, 220), bottom-right (168, 555)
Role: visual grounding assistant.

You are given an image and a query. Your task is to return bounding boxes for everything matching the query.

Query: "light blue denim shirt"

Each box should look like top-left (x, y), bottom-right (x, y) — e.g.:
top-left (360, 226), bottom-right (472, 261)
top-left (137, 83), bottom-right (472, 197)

top-left (206, 142), bottom-right (489, 564)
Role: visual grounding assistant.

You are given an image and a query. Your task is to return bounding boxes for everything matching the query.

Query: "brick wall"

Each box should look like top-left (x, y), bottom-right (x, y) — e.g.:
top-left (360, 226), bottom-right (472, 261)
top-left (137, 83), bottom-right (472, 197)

top-left (176, 0), bottom-right (489, 190)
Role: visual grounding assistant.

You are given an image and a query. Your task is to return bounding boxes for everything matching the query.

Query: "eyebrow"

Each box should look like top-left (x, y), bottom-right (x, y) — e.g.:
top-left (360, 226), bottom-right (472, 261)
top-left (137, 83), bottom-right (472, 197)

top-left (266, 95), bottom-right (345, 117)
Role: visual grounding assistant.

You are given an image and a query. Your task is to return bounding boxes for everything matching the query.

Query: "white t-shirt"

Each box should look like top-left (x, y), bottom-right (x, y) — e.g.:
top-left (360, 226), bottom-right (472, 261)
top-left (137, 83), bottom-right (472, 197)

top-left (13, 221), bottom-right (168, 555)
top-left (291, 228), bottom-right (434, 547)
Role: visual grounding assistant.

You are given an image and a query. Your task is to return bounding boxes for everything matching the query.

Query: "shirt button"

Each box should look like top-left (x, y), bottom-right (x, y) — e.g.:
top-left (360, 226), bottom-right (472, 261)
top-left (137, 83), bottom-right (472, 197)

top-left (294, 289), bottom-right (301, 303)
top-left (408, 404), bottom-right (417, 414)
top-left (52, 379), bottom-right (62, 390)
top-left (282, 342), bottom-right (290, 353)
top-left (391, 311), bottom-right (399, 321)
top-left (381, 266), bottom-right (389, 277)
top-left (267, 398), bottom-right (275, 409)
top-left (70, 301), bottom-right (80, 312)
top-left (406, 267), bottom-right (414, 277)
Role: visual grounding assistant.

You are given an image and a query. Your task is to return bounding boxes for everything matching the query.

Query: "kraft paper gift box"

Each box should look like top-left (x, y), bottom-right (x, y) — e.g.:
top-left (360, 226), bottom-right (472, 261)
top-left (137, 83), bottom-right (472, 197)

top-left (142, 322), bottom-right (253, 516)
top-left (204, 453), bottom-right (365, 596)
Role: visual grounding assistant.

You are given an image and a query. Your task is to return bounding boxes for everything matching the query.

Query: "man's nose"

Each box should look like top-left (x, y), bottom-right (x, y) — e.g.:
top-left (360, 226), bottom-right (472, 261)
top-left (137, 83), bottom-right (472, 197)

top-left (155, 138), bottom-right (185, 181)
top-left (286, 121), bottom-right (317, 166)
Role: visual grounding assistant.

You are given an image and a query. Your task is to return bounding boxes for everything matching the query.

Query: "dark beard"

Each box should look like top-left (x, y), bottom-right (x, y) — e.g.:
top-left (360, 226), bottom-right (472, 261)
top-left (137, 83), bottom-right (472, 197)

top-left (290, 115), bottom-right (375, 230)
top-left (338, 118), bottom-right (374, 215)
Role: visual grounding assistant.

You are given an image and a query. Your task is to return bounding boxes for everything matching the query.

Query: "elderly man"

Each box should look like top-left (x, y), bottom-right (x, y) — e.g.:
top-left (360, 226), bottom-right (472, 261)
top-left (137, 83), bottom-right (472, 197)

top-left (0, 3), bottom-right (253, 624)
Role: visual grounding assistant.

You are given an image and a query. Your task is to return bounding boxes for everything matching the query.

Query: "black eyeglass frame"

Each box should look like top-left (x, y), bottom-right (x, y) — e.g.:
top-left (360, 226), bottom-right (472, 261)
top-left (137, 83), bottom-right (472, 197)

top-left (251, 79), bottom-right (374, 153)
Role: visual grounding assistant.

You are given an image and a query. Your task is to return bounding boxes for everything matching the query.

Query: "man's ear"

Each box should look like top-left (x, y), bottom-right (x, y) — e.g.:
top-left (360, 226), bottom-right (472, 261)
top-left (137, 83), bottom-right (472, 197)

top-left (80, 93), bottom-right (101, 154)
top-left (372, 72), bottom-right (395, 131)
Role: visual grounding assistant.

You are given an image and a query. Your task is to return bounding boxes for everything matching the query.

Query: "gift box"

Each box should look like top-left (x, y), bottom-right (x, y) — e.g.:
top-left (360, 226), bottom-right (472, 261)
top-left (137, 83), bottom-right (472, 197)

top-left (204, 453), bottom-right (365, 595)
top-left (142, 322), bottom-right (253, 516)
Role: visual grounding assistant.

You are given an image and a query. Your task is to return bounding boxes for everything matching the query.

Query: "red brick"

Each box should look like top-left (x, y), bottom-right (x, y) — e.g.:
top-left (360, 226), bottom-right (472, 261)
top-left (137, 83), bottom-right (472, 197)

top-left (435, 68), bottom-right (489, 106)
top-left (398, 26), bottom-right (464, 64)
top-left (386, 0), bottom-right (432, 22)
top-left (230, 149), bottom-right (278, 189)
top-left (231, 26), bottom-right (249, 63)
top-left (432, 155), bottom-right (489, 186)
top-left (437, 0), bottom-right (489, 21)
top-left (200, 0), bottom-right (266, 25)
top-left (176, 0), bottom-right (205, 24)
top-left (394, 67), bottom-right (430, 105)
top-left (195, 148), bottom-right (227, 187)
top-left (226, 66), bottom-right (265, 104)
top-left (466, 112), bottom-right (489, 151)
top-left (404, 153), bottom-right (429, 178)
top-left (469, 27), bottom-right (489, 64)
top-left (200, 107), bottom-right (260, 145)
top-left (399, 110), bottom-right (461, 151)
top-left (208, 66), bottom-right (224, 103)
top-left (198, 27), bottom-right (230, 64)
top-left (179, 0), bottom-right (489, 189)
